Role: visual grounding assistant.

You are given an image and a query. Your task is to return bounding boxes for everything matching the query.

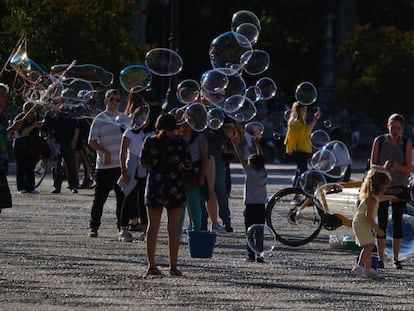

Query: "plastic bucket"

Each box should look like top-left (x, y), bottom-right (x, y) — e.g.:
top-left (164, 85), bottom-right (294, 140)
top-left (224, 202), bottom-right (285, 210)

top-left (187, 230), bottom-right (217, 258)
top-left (355, 255), bottom-right (379, 270)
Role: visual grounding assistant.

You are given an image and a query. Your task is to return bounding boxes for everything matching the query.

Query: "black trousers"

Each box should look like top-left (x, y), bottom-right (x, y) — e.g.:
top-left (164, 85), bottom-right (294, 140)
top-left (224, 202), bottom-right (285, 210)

top-left (244, 203), bottom-right (266, 257)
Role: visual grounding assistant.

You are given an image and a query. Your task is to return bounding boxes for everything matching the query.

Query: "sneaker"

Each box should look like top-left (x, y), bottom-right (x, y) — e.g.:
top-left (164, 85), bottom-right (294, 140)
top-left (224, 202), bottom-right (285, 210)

top-left (351, 265), bottom-right (368, 278)
top-left (51, 188), bottom-right (61, 194)
top-left (211, 223), bottom-right (226, 234)
top-left (88, 228), bottom-right (98, 238)
top-left (225, 224), bottom-right (234, 233)
top-left (119, 230), bottom-right (133, 242)
top-left (17, 190), bottom-right (27, 194)
top-left (377, 260), bottom-right (384, 269)
top-left (393, 260), bottom-right (403, 269)
top-left (71, 188), bottom-right (78, 194)
top-left (29, 190), bottom-right (39, 194)
top-left (256, 256), bottom-right (265, 263)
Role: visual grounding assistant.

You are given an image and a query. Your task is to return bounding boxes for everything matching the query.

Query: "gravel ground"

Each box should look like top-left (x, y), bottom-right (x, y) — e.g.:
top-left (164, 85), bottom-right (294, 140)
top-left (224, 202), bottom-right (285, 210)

top-left (1, 161), bottom-right (414, 311)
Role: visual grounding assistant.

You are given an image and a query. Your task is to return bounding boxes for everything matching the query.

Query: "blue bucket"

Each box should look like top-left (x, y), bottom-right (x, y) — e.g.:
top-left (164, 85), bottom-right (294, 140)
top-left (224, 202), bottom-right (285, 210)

top-left (355, 255), bottom-right (379, 270)
top-left (187, 230), bottom-right (217, 258)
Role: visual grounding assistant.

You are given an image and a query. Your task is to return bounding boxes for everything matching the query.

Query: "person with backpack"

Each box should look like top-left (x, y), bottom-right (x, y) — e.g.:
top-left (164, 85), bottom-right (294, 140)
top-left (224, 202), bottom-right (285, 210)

top-left (370, 113), bottom-right (412, 269)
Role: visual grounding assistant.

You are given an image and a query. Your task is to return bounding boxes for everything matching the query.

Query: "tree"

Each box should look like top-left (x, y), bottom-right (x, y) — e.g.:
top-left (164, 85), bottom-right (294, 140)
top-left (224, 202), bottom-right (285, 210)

top-left (336, 23), bottom-right (414, 125)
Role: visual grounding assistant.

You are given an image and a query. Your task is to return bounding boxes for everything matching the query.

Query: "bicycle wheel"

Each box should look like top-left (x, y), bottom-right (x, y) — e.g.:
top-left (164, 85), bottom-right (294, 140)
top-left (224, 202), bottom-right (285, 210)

top-left (34, 158), bottom-right (48, 188)
top-left (265, 187), bottom-right (324, 246)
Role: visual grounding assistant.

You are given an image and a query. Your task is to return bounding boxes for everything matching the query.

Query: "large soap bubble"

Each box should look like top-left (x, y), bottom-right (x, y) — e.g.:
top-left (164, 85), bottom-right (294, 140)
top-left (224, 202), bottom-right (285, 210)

top-left (130, 104), bottom-right (150, 131)
top-left (241, 50), bottom-right (270, 75)
top-left (311, 130), bottom-right (331, 150)
top-left (246, 224), bottom-right (277, 257)
top-left (321, 140), bottom-right (352, 180)
top-left (245, 85), bottom-right (262, 102)
top-left (244, 121), bottom-right (264, 136)
top-left (310, 149), bottom-right (336, 173)
top-left (51, 64), bottom-right (114, 87)
top-left (119, 65), bottom-right (152, 93)
top-left (255, 77), bottom-right (277, 100)
top-left (200, 69), bottom-right (229, 94)
top-left (386, 213), bottom-right (414, 260)
top-left (299, 169), bottom-right (327, 197)
top-left (208, 108), bottom-right (225, 130)
top-left (209, 31), bottom-right (252, 76)
top-left (226, 97), bottom-right (257, 122)
top-left (176, 79), bottom-right (200, 104)
top-left (235, 23), bottom-right (260, 45)
top-left (168, 107), bottom-right (186, 125)
top-left (145, 48), bottom-right (183, 76)
top-left (202, 74), bottom-right (246, 109)
top-left (185, 102), bottom-right (208, 132)
top-left (295, 81), bottom-right (318, 105)
top-left (231, 10), bottom-right (261, 33)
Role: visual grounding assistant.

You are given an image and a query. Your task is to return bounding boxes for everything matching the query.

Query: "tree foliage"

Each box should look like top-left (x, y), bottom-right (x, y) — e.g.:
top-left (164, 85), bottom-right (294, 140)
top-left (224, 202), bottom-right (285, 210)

top-left (336, 23), bottom-right (414, 125)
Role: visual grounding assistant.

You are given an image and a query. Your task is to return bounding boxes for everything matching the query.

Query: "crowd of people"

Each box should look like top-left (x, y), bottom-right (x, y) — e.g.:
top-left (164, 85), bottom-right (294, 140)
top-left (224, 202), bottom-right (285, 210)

top-left (1, 82), bottom-right (413, 277)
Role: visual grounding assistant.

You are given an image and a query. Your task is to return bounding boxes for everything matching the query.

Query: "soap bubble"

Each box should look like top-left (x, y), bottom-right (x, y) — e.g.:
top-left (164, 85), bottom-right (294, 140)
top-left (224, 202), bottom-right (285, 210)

top-left (299, 169), bottom-right (327, 197)
top-left (246, 224), bottom-right (277, 257)
top-left (185, 102), bottom-right (208, 132)
top-left (310, 149), bottom-right (337, 173)
top-left (244, 121), bottom-right (264, 136)
top-left (311, 130), bottom-right (330, 150)
top-left (295, 81), bottom-right (317, 105)
top-left (386, 213), bottom-right (414, 260)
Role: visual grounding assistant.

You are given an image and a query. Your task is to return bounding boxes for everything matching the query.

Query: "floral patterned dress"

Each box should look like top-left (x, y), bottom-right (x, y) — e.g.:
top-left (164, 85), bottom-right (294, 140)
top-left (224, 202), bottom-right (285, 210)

top-left (141, 135), bottom-right (191, 209)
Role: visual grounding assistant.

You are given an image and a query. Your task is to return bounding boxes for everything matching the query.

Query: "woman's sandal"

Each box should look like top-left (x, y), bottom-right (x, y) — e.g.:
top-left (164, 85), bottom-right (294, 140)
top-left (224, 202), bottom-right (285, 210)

top-left (145, 267), bottom-right (162, 277)
top-left (169, 268), bottom-right (183, 276)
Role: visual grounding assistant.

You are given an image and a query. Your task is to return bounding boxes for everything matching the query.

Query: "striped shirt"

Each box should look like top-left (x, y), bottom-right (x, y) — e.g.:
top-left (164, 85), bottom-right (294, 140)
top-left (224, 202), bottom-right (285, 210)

top-left (88, 111), bottom-right (130, 169)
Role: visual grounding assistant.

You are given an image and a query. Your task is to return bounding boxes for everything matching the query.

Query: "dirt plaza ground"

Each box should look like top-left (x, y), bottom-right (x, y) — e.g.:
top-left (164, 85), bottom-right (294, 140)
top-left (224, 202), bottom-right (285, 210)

top-left (1, 161), bottom-right (414, 311)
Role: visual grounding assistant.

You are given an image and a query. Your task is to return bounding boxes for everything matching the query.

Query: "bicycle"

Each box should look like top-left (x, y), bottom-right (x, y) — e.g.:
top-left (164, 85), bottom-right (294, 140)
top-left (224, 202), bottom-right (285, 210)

top-left (34, 136), bottom-right (61, 188)
top-left (265, 180), bottom-right (363, 247)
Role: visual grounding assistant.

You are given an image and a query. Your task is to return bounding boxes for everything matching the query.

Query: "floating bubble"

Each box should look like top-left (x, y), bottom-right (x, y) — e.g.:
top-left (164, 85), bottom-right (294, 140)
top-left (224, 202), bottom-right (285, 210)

top-left (272, 132), bottom-right (282, 141)
top-left (386, 213), bottom-right (414, 260)
top-left (255, 77), bottom-right (277, 100)
top-left (119, 65), bottom-right (152, 93)
top-left (145, 48), bottom-right (183, 77)
top-left (208, 108), bottom-right (225, 130)
top-left (200, 69), bottom-right (229, 94)
top-left (244, 121), bottom-right (264, 136)
top-left (114, 114), bottom-right (131, 129)
top-left (202, 74), bottom-right (246, 108)
top-left (241, 50), bottom-right (270, 75)
top-left (51, 64), bottom-right (114, 87)
top-left (185, 102), bottom-right (208, 132)
top-left (10, 47), bottom-right (32, 73)
top-left (130, 104), bottom-right (150, 130)
top-left (226, 97), bottom-right (257, 122)
top-left (299, 169), bottom-right (327, 197)
top-left (245, 85), bottom-right (262, 102)
top-left (61, 78), bottom-right (94, 102)
top-left (310, 149), bottom-right (337, 173)
top-left (223, 94), bottom-right (245, 113)
top-left (323, 120), bottom-right (332, 129)
top-left (321, 140), bottom-right (352, 179)
top-left (231, 10), bottom-right (261, 33)
top-left (168, 107), bottom-right (186, 125)
top-left (209, 31), bottom-right (252, 76)
top-left (295, 81), bottom-right (318, 105)
top-left (311, 130), bottom-right (330, 150)
top-left (246, 224), bottom-right (277, 257)
top-left (77, 90), bottom-right (95, 102)
top-left (235, 23), bottom-right (260, 45)
top-left (176, 79), bottom-right (200, 104)
top-left (283, 109), bottom-right (292, 122)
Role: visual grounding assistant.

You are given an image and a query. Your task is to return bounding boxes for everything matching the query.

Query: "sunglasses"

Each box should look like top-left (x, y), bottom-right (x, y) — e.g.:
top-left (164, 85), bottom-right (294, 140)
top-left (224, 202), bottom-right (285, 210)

top-left (107, 97), bottom-right (121, 103)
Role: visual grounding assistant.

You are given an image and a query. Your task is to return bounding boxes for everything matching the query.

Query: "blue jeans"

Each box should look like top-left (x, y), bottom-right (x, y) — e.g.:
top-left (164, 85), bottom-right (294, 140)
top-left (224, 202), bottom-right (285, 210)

top-left (215, 154), bottom-right (231, 225)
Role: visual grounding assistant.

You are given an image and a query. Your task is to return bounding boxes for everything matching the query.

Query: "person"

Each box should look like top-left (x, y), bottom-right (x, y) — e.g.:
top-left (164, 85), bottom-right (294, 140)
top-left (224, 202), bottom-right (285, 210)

top-left (0, 83), bottom-right (23, 213)
top-left (229, 129), bottom-right (267, 262)
top-left (351, 169), bottom-right (397, 278)
top-left (41, 97), bottom-right (80, 194)
top-left (370, 113), bottom-right (412, 269)
top-left (140, 114), bottom-right (192, 277)
top-left (87, 89), bottom-right (131, 238)
top-left (12, 101), bottom-right (42, 194)
top-left (119, 106), bottom-right (154, 241)
top-left (284, 102), bottom-right (321, 188)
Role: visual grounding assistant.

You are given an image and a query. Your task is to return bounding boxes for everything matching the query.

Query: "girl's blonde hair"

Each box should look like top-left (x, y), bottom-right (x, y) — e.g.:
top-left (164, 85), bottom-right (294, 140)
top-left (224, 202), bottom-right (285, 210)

top-left (288, 101), bottom-right (306, 125)
top-left (359, 169), bottom-right (392, 200)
